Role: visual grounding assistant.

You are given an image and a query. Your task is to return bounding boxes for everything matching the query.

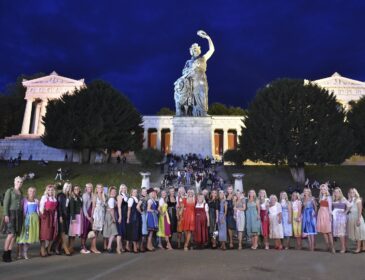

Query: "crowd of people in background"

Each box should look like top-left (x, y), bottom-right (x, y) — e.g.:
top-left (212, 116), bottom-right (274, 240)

top-left (2, 171), bottom-right (365, 263)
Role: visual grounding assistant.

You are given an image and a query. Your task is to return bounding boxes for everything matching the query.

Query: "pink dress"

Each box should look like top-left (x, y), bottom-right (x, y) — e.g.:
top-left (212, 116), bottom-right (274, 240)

top-left (317, 198), bottom-right (332, 233)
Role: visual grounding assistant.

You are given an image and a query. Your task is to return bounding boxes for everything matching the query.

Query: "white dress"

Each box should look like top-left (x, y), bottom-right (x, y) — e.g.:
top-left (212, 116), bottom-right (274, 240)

top-left (93, 196), bottom-right (106, 231)
top-left (269, 202), bottom-right (284, 239)
top-left (235, 198), bottom-right (246, 232)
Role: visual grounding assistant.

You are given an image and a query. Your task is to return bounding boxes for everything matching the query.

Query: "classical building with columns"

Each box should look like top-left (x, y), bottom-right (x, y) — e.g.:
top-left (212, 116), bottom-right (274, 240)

top-left (0, 72), bottom-right (85, 161)
top-left (306, 72), bottom-right (365, 110)
top-left (18, 71), bottom-right (85, 138)
top-left (142, 115), bottom-right (243, 158)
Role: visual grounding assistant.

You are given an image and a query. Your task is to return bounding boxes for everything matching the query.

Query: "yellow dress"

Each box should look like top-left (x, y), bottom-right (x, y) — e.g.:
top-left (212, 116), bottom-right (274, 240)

top-left (157, 201), bottom-right (171, 238)
top-left (292, 200), bottom-right (302, 237)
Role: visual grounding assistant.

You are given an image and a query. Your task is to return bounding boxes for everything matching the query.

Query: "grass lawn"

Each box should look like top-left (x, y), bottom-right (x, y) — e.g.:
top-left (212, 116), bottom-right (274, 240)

top-left (225, 165), bottom-right (365, 197)
top-left (0, 161), bottom-right (160, 195)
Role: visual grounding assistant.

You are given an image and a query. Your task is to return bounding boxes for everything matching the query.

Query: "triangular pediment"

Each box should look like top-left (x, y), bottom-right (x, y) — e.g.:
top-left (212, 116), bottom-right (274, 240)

top-left (22, 71), bottom-right (84, 87)
top-left (312, 72), bottom-right (365, 87)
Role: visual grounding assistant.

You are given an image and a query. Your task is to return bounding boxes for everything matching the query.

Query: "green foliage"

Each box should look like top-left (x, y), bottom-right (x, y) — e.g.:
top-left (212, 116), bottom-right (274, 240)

top-left (135, 148), bottom-right (164, 167)
top-left (0, 73), bottom-right (44, 138)
top-left (208, 102), bottom-right (245, 116)
top-left (240, 79), bottom-right (354, 167)
top-left (42, 80), bottom-right (143, 155)
top-left (348, 97), bottom-right (365, 155)
top-left (157, 107), bottom-right (174, 115)
top-left (223, 149), bottom-right (245, 166)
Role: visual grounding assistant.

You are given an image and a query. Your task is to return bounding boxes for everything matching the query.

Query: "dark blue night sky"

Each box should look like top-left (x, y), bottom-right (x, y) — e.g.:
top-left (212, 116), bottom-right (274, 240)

top-left (1, 0), bottom-right (365, 114)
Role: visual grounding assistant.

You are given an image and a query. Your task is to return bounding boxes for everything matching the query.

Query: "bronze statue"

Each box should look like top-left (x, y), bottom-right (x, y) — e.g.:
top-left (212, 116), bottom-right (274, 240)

top-left (174, 30), bottom-right (215, 117)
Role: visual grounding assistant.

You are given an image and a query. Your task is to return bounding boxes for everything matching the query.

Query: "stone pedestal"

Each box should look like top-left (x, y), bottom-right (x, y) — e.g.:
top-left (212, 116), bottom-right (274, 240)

top-left (232, 173), bottom-right (245, 193)
top-left (140, 172), bottom-right (151, 189)
top-left (172, 116), bottom-right (213, 157)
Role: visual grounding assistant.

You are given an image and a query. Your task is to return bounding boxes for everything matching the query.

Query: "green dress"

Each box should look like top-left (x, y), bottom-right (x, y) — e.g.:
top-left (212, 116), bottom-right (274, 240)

top-left (2, 188), bottom-right (23, 235)
top-left (17, 199), bottom-right (40, 244)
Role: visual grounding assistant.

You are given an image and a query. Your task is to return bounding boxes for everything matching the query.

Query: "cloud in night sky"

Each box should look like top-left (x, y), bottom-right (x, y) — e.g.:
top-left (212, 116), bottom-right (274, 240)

top-left (1, 0), bottom-right (365, 114)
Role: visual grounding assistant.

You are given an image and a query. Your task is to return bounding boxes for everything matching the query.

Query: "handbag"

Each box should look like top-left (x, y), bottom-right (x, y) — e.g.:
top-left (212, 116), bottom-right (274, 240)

top-left (212, 223), bottom-right (219, 240)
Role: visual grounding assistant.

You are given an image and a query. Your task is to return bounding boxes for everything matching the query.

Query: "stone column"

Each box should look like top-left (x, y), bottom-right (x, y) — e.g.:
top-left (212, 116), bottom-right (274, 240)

top-left (33, 102), bottom-right (42, 135)
top-left (169, 128), bottom-right (173, 153)
top-left (223, 129), bottom-right (229, 153)
top-left (140, 172), bottom-right (151, 189)
top-left (156, 128), bottom-right (162, 151)
top-left (21, 99), bottom-right (33, 135)
top-left (211, 129), bottom-right (215, 157)
top-left (37, 100), bottom-right (48, 135)
top-left (143, 129), bottom-right (148, 149)
top-left (232, 173), bottom-right (245, 193)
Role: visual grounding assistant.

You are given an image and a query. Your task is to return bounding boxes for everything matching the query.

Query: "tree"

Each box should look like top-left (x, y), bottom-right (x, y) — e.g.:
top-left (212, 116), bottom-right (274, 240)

top-left (223, 149), bottom-right (245, 166)
top-left (42, 80), bottom-right (144, 163)
top-left (240, 79), bottom-right (354, 185)
top-left (0, 73), bottom-right (44, 138)
top-left (208, 102), bottom-right (245, 116)
top-left (347, 97), bottom-right (365, 155)
top-left (156, 107), bottom-right (174, 116)
top-left (135, 148), bottom-right (164, 167)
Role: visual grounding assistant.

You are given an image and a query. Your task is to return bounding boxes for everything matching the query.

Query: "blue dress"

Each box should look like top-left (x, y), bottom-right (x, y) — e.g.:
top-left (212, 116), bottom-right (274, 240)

top-left (281, 201), bottom-right (292, 237)
top-left (126, 198), bottom-right (141, 242)
top-left (302, 199), bottom-right (317, 235)
top-left (218, 200), bottom-right (227, 242)
top-left (246, 200), bottom-right (261, 236)
top-left (147, 199), bottom-right (159, 231)
top-left (140, 198), bottom-right (148, 236)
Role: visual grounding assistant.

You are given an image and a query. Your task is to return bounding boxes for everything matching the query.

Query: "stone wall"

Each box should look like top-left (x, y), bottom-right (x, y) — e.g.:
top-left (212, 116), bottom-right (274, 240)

top-left (0, 138), bottom-right (79, 162)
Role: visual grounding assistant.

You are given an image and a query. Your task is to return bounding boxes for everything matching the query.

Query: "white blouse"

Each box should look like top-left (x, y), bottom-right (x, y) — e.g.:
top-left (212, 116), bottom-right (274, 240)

top-left (108, 198), bottom-right (116, 209)
top-left (292, 200), bottom-right (301, 212)
top-left (128, 196), bottom-right (138, 207)
top-left (39, 195), bottom-right (57, 214)
top-left (269, 202), bottom-right (282, 216)
top-left (260, 198), bottom-right (269, 210)
top-left (196, 202), bottom-right (209, 212)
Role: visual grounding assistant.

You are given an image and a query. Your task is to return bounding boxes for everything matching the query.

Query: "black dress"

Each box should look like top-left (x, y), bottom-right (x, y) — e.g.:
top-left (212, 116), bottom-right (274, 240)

top-left (167, 196), bottom-right (177, 233)
top-left (226, 199), bottom-right (236, 230)
top-left (126, 198), bottom-right (141, 242)
top-left (57, 192), bottom-right (69, 234)
top-left (208, 199), bottom-right (219, 236)
top-left (116, 195), bottom-right (128, 239)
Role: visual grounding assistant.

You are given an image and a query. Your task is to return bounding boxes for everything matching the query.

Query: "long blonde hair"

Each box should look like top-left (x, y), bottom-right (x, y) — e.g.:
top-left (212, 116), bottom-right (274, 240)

top-left (94, 183), bottom-right (106, 203)
top-left (63, 182), bottom-right (72, 195)
top-left (349, 188), bottom-right (361, 202)
top-left (43, 184), bottom-right (56, 198)
top-left (258, 189), bottom-right (267, 203)
top-left (332, 187), bottom-right (344, 202)
top-left (319, 184), bottom-right (330, 199)
top-left (248, 189), bottom-right (257, 201)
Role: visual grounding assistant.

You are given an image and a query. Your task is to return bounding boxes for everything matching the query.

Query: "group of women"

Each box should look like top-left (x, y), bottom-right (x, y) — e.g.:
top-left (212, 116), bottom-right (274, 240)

top-left (2, 176), bottom-right (365, 263)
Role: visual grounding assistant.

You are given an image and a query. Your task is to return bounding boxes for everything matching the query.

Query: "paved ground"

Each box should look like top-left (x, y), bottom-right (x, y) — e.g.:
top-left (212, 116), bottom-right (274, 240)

top-left (1, 238), bottom-right (365, 280)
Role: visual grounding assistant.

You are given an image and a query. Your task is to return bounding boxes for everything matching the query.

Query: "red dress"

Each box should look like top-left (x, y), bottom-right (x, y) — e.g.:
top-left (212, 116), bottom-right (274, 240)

top-left (40, 198), bottom-right (58, 241)
top-left (181, 198), bottom-right (195, 231)
top-left (194, 203), bottom-right (208, 245)
top-left (260, 209), bottom-right (270, 238)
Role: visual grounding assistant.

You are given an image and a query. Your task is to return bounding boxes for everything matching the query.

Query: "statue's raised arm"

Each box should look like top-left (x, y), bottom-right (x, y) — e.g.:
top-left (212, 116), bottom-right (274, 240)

top-left (197, 30), bottom-right (215, 61)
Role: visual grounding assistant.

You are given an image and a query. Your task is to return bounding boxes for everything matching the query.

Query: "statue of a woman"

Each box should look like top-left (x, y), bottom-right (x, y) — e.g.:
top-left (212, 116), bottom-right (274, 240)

top-left (174, 30), bottom-right (215, 117)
